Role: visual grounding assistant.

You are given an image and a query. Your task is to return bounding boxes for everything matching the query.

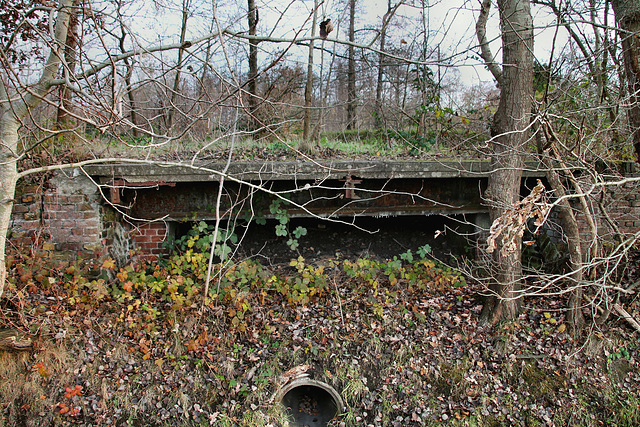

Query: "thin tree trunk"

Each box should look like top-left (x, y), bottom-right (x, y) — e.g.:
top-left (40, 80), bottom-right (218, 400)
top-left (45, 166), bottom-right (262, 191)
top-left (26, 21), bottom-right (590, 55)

top-left (480, 0), bottom-right (534, 324)
top-left (167, 0), bottom-right (190, 131)
top-left (346, 0), bottom-right (356, 130)
top-left (535, 125), bottom-right (585, 331)
top-left (375, 1), bottom-right (394, 129)
top-left (119, 28), bottom-right (140, 136)
top-left (476, 0), bottom-right (503, 87)
top-left (56, 0), bottom-right (79, 128)
top-left (247, 0), bottom-right (259, 134)
top-left (302, 0), bottom-right (318, 150)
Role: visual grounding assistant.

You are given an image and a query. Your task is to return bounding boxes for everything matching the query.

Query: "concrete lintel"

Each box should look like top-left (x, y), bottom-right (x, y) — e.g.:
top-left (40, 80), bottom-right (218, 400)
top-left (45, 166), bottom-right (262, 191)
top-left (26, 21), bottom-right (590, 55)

top-left (85, 160), bottom-right (547, 183)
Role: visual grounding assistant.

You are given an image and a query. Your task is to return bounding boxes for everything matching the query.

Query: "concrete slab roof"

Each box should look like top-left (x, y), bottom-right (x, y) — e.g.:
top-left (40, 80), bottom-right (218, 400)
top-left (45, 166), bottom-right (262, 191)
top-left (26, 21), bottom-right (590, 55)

top-left (84, 160), bottom-right (548, 183)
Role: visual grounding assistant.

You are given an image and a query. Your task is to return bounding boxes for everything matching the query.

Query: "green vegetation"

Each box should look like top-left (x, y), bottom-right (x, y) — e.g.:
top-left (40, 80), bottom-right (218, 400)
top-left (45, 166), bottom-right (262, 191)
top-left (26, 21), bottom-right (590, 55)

top-left (0, 237), bottom-right (638, 426)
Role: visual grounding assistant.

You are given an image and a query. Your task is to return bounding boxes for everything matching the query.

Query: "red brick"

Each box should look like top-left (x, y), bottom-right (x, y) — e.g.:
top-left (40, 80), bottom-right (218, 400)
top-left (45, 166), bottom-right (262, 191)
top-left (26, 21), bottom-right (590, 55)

top-left (145, 223), bottom-right (167, 232)
top-left (15, 220), bottom-right (40, 229)
top-left (12, 205), bottom-right (28, 214)
top-left (42, 211), bottom-right (57, 220)
top-left (21, 185), bottom-right (39, 194)
top-left (58, 220), bottom-right (78, 228)
top-left (137, 242), bottom-right (157, 250)
top-left (67, 195), bottom-right (85, 204)
top-left (75, 219), bottom-right (98, 228)
top-left (43, 194), bottom-right (58, 203)
top-left (51, 228), bottom-right (71, 237)
top-left (71, 228), bottom-right (87, 236)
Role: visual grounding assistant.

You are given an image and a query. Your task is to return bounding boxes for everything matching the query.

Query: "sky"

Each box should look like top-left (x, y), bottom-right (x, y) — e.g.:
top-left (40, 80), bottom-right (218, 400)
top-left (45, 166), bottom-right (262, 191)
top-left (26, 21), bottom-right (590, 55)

top-left (96, 0), bottom-right (570, 91)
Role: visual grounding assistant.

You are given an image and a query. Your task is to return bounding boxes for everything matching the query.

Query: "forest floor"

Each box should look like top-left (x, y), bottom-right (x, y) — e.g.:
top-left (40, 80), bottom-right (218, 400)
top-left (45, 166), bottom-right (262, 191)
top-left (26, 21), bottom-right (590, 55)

top-left (0, 223), bottom-right (639, 427)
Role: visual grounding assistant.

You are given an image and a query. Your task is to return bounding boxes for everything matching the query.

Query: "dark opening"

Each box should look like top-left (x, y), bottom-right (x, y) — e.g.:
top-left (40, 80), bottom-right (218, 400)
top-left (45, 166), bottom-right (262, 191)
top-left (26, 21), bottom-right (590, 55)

top-left (239, 214), bottom-right (476, 263)
top-left (164, 214), bottom-right (478, 264)
top-left (282, 384), bottom-right (339, 427)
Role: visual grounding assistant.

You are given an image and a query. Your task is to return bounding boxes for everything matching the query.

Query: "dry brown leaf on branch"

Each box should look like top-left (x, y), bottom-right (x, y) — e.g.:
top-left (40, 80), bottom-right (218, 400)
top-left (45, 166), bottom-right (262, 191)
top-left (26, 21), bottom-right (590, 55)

top-left (486, 180), bottom-right (550, 255)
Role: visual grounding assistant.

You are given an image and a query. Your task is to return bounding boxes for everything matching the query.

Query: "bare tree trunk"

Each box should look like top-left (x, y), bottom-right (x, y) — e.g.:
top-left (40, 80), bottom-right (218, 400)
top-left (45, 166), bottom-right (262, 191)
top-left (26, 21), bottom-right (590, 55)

top-left (115, 0), bottom-right (141, 136)
top-left (480, 0), bottom-right (534, 324)
top-left (247, 0), bottom-right (259, 135)
top-left (166, 0), bottom-right (191, 132)
top-left (0, 0), bottom-right (73, 296)
top-left (535, 125), bottom-right (585, 331)
top-left (123, 56), bottom-right (140, 136)
top-left (611, 0), bottom-right (640, 162)
top-left (302, 0), bottom-right (318, 150)
top-left (56, 0), bottom-right (79, 128)
top-left (346, 0), bottom-right (357, 130)
top-left (476, 0), bottom-right (503, 87)
top-left (375, 1), bottom-right (398, 130)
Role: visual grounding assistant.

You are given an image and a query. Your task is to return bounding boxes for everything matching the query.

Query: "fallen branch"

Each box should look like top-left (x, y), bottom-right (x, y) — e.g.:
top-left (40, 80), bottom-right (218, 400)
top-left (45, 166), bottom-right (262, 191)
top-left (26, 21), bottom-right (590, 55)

top-left (613, 304), bottom-right (640, 333)
top-left (0, 329), bottom-right (32, 351)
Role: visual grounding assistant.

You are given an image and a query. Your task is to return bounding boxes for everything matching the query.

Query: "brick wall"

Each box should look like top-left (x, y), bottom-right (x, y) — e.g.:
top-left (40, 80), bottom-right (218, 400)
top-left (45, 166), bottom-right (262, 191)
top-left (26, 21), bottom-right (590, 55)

top-left (10, 170), bottom-right (104, 257)
top-left (9, 185), bottom-right (43, 249)
top-left (549, 173), bottom-right (640, 252)
top-left (131, 222), bottom-right (168, 261)
top-left (9, 167), bottom-right (639, 262)
top-left (598, 179), bottom-right (640, 239)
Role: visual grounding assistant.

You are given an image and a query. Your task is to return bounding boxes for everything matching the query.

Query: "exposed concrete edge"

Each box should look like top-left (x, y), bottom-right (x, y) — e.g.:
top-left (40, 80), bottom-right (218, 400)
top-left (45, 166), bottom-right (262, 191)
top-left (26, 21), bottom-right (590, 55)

top-left (84, 160), bottom-right (550, 182)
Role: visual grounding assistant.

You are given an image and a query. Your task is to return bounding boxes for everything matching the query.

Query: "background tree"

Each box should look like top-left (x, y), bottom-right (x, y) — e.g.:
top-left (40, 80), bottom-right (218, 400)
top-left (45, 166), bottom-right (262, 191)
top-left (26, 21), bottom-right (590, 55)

top-left (302, 0), bottom-right (319, 149)
top-left (611, 0), bottom-right (640, 162)
top-left (247, 0), bottom-right (259, 134)
top-left (55, 0), bottom-right (80, 128)
top-left (346, 0), bottom-right (357, 129)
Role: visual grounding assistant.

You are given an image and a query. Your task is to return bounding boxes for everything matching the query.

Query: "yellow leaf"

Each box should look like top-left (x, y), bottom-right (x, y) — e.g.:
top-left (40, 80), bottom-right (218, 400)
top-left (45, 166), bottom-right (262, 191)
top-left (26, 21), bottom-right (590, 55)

top-left (543, 312), bottom-right (551, 319)
top-left (548, 318), bottom-right (557, 324)
top-left (557, 324), bottom-right (566, 333)
top-left (102, 259), bottom-right (116, 269)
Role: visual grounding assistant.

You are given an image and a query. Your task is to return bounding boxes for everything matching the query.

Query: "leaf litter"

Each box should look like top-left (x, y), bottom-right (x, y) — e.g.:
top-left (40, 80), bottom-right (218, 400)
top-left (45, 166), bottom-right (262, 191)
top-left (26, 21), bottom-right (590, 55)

top-left (0, 246), bottom-right (638, 426)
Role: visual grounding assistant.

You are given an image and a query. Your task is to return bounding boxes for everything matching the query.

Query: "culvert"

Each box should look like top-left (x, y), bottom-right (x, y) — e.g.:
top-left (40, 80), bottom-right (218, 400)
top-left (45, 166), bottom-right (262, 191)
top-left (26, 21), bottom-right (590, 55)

top-left (276, 376), bottom-right (344, 426)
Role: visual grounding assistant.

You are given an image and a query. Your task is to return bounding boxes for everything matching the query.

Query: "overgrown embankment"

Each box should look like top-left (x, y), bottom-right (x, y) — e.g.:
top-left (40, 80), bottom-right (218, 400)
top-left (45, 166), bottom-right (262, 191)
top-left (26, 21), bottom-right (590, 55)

top-left (0, 240), bottom-right (638, 426)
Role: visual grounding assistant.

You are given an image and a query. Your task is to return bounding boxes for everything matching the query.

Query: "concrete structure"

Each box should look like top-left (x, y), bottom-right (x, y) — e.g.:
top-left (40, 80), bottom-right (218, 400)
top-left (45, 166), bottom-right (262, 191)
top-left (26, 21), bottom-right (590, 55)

top-left (9, 160), bottom-right (639, 262)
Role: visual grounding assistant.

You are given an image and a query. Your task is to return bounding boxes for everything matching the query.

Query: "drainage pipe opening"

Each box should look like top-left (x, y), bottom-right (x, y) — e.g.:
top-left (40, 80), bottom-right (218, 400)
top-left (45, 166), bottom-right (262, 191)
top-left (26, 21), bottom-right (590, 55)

top-left (278, 378), bottom-right (343, 427)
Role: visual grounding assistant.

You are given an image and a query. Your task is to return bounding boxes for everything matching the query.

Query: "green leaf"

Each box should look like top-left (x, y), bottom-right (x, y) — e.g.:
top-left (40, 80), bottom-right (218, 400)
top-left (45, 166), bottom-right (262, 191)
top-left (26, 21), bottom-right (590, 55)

top-left (275, 224), bottom-right (287, 237)
top-left (293, 226), bottom-right (307, 239)
top-left (287, 238), bottom-right (299, 250)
